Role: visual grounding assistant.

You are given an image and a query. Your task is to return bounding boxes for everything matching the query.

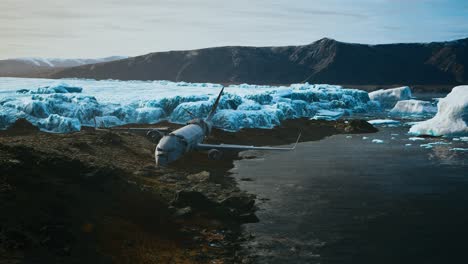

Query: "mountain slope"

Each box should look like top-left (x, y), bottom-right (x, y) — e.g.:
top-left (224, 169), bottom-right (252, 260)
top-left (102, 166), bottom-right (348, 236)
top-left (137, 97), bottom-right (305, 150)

top-left (47, 38), bottom-right (468, 85)
top-left (0, 56), bottom-right (127, 78)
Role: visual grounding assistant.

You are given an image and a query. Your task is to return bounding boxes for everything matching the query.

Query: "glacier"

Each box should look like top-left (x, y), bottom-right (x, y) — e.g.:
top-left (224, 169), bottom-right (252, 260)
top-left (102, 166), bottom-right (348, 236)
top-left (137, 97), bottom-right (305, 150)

top-left (0, 78), bottom-right (375, 133)
top-left (1, 78), bottom-right (464, 136)
top-left (409, 86), bottom-right (468, 137)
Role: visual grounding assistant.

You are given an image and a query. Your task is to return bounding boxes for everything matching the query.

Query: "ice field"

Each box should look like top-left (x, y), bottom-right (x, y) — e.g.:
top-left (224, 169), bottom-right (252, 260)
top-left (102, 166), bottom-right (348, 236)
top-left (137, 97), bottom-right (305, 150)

top-left (0, 78), bottom-right (466, 137)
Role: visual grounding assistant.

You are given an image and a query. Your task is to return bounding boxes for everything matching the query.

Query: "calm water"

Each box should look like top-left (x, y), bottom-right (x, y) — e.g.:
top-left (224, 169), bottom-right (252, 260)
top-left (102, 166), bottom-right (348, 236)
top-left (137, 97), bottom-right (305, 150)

top-left (232, 127), bottom-right (467, 264)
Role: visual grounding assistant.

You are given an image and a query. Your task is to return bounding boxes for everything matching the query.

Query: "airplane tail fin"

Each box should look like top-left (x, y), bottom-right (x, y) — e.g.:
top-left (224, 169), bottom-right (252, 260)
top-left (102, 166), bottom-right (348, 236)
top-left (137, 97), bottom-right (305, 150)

top-left (206, 87), bottom-right (224, 121)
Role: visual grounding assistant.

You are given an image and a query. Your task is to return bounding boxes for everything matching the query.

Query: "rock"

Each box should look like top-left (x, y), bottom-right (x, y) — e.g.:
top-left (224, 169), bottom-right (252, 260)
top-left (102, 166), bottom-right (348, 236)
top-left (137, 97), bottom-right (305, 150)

top-left (239, 178), bottom-right (253, 182)
top-left (220, 194), bottom-right (255, 213)
top-left (6, 118), bottom-right (40, 134)
top-left (187, 171), bottom-right (210, 182)
top-left (173, 206), bottom-right (193, 218)
top-left (172, 190), bottom-right (216, 210)
top-left (238, 213), bottom-right (260, 223)
top-left (337, 120), bottom-right (378, 133)
top-left (97, 132), bottom-right (122, 145)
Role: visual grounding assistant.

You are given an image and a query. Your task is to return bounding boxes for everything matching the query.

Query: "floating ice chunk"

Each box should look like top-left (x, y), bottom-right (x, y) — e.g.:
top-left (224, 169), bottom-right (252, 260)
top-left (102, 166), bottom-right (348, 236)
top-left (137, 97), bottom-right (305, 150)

top-left (362, 136), bottom-right (369, 140)
top-left (95, 116), bottom-right (122, 128)
top-left (405, 144), bottom-right (412, 147)
top-left (372, 139), bottom-right (384, 143)
top-left (346, 135), bottom-right (352, 139)
top-left (409, 86), bottom-right (468, 136)
top-left (390, 100), bottom-right (437, 115)
top-left (409, 137), bottom-right (425, 141)
top-left (244, 93), bottom-right (273, 105)
top-left (460, 137), bottom-right (468, 142)
top-left (368, 119), bottom-right (400, 125)
top-left (450, 148), bottom-right (468, 151)
top-left (405, 121), bottom-right (421, 126)
top-left (0, 106), bottom-right (26, 129)
top-left (237, 101), bottom-right (263, 111)
top-left (157, 95), bottom-right (209, 113)
top-left (420, 144), bottom-right (433, 149)
top-left (427, 141), bottom-right (451, 145)
top-left (312, 110), bottom-right (344, 121)
top-left (368, 86), bottom-right (412, 108)
top-left (23, 101), bottom-right (50, 118)
top-left (212, 109), bottom-right (283, 131)
top-left (135, 107), bottom-right (165, 124)
top-left (171, 101), bottom-right (212, 123)
top-left (38, 114), bottom-right (81, 133)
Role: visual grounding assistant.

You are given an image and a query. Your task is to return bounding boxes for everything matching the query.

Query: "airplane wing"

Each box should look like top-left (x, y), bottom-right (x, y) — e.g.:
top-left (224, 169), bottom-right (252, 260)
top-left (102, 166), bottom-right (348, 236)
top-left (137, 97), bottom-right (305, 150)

top-left (100, 127), bottom-right (171, 132)
top-left (93, 117), bottom-right (172, 133)
top-left (195, 132), bottom-right (301, 151)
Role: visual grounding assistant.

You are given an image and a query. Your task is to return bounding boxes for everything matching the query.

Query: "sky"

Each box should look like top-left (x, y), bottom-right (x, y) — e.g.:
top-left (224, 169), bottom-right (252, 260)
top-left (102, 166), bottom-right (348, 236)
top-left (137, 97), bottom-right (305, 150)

top-left (1, 0), bottom-right (467, 59)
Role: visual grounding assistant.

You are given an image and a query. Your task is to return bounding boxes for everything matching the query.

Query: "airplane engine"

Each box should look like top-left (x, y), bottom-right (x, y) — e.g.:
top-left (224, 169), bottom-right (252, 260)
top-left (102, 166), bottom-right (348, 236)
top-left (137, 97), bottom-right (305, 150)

top-left (207, 149), bottom-right (222, 160)
top-left (146, 130), bottom-right (164, 143)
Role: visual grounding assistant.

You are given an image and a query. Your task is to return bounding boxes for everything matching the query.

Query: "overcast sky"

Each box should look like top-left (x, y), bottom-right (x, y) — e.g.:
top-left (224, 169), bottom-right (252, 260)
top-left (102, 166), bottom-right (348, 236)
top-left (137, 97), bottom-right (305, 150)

top-left (1, 0), bottom-right (467, 59)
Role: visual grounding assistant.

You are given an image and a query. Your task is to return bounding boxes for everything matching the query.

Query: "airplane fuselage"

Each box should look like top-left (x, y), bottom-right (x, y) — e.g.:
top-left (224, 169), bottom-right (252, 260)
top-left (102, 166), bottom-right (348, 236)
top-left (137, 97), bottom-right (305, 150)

top-left (155, 119), bottom-right (211, 166)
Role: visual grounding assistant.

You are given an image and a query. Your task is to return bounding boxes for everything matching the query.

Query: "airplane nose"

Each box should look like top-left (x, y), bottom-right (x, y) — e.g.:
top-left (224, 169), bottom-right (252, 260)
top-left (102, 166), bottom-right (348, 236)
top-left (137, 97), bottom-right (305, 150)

top-left (155, 155), bottom-right (169, 167)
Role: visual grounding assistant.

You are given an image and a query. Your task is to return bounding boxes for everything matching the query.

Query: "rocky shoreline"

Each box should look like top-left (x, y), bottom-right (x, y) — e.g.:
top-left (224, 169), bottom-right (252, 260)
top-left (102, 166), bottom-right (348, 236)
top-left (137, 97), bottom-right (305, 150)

top-left (0, 118), bottom-right (376, 263)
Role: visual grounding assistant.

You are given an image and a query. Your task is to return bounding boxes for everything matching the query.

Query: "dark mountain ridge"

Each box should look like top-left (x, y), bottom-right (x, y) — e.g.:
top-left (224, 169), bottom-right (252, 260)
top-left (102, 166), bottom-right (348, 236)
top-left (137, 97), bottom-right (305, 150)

top-left (31, 38), bottom-right (468, 85)
top-left (0, 56), bottom-right (127, 78)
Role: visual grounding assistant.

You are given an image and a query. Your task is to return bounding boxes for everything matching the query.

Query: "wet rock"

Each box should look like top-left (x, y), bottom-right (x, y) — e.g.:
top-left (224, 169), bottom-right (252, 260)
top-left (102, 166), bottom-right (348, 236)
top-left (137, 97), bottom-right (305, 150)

top-left (173, 206), bottom-right (193, 218)
top-left (132, 168), bottom-right (155, 177)
top-left (239, 177), bottom-right (253, 182)
top-left (172, 190), bottom-right (217, 210)
top-left (97, 132), bottom-right (122, 145)
top-left (238, 213), bottom-right (260, 223)
top-left (221, 194), bottom-right (255, 213)
top-left (337, 119), bottom-right (378, 133)
top-left (6, 118), bottom-right (39, 134)
top-left (187, 171), bottom-right (210, 182)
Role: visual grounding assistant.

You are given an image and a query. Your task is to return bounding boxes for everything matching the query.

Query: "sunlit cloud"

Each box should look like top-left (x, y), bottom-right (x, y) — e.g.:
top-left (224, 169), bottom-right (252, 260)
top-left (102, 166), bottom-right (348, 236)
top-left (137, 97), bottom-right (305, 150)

top-left (0, 0), bottom-right (466, 59)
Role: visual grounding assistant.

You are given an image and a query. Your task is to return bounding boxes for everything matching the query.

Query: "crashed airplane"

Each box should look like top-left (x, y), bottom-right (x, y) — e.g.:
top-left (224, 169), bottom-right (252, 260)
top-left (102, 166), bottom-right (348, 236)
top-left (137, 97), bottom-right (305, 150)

top-left (99, 87), bottom-right (300, 166)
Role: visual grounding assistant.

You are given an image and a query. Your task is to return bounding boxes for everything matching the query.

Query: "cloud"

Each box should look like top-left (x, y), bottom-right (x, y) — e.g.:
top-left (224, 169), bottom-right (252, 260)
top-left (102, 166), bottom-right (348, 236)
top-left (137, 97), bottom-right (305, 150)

top-left (0, 0), bottom-right (467, 58)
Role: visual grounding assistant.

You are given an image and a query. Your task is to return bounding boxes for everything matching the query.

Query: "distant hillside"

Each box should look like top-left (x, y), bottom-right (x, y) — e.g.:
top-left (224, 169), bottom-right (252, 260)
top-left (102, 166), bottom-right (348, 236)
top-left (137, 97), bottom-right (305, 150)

top-left (0, 56), bottom-right (127, 78)
top-left (7, 38), bottom-right (468, 86)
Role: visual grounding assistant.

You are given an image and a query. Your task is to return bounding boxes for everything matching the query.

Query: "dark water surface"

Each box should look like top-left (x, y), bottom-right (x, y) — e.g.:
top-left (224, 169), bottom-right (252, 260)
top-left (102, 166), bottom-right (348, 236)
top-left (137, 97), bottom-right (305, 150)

top-left (232, 127), bottom-right (467, 264)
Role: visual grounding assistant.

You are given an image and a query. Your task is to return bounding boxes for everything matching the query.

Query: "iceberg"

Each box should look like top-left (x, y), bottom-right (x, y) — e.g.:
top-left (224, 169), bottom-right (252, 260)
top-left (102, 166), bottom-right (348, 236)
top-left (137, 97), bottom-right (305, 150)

top-left (409, 86), bottom-right (468, 136)
top-left (95, 116), bottom-right (122, 128)
top-left (368, 86), bottom-right (412, 108)
top-left (311, 110), bottom-right (344, 121)
top-left (390, 100), bottom-right (437, 116)
top-left (212, 108), bottom-right (283, 131)
top-left (38, 114), bottom-right (81, 133)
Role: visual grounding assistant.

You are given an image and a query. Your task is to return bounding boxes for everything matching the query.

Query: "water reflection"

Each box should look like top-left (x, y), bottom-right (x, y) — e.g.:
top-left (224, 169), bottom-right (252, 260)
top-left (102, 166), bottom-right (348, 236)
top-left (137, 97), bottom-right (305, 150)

top-left (233, 127), bottom-right (467, 264)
